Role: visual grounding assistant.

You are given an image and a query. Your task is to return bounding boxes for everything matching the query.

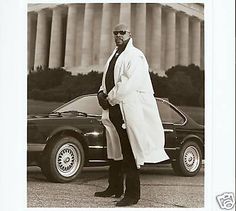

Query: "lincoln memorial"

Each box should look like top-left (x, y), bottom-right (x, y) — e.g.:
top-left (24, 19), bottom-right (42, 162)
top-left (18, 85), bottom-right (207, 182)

top-left (28, 3), bottom-right (204, 76)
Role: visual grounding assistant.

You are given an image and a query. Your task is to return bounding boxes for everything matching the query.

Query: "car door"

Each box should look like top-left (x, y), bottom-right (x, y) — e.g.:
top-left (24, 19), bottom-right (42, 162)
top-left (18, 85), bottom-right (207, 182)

top-left (54, 94), bottom-right (108, 161)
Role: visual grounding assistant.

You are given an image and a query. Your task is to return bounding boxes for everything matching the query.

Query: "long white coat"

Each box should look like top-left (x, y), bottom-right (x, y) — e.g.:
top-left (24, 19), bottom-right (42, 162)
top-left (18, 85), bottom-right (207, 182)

top-left (100, 38), bottom-right (169, 168)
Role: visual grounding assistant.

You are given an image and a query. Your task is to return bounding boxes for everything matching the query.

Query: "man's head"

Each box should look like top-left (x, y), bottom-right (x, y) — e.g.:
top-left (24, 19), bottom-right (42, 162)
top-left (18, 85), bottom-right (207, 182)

top-left (113, 23), bottom-right (131, 47)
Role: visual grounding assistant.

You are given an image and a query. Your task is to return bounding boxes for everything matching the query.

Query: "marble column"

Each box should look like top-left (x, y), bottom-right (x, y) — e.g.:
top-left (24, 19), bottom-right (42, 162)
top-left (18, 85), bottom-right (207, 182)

top-left (165, 7), bottom-right (176, 70)
top-left (99, 3), bottom-right (113, 65)
top-left (27, 12), bottom-right (37, 71)
top-left (134, 3), bottom-right (146, 53)
top-left (34, 9), bottom-right (50, 69)
top-left (75, 4), bottom-right (85, 66)
top-left (64, 4), bottom-right (78, 68)
top-left (119, 3), bottom-right (131, 29)
top-left (191, 17), bottom-right (201, 66)
top-left (49, 6), bottom-right (64, 68)
top-left (150, 4), bottom-right (162, 73)
top-left (179, 12), bottom-right (189, 66)
top-left (81, 3), bottom-right (95, 66)
top-left (92, 4), bottom-right (103, 65)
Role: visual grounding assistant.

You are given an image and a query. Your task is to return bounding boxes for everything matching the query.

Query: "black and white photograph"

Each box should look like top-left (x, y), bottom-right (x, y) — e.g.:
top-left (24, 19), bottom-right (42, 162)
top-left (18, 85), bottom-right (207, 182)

top-left (27, 2), bottom-right (204, 208)
top-left (0, 0), bottom-right (235, 211)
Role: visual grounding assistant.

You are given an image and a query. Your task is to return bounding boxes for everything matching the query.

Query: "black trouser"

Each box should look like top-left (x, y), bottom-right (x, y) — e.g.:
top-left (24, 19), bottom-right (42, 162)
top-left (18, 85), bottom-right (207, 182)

top-left (108, 105), bottom-right (140, 200)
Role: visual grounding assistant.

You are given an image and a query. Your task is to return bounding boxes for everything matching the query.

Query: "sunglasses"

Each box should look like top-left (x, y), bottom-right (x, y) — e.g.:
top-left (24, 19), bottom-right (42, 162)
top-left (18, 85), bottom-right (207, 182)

top-left (113, 31), bottom-right (127, 35)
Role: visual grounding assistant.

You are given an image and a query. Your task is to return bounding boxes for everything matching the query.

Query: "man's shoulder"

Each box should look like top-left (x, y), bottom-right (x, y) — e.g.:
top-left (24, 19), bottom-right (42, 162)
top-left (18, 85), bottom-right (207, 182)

top-left (128, 46), bottom-right (145, 58)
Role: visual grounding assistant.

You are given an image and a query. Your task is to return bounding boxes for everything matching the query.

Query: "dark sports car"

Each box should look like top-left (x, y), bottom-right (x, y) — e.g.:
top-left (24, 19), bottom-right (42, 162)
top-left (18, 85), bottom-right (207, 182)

top-left (27, 94), bottom-right (204, 183)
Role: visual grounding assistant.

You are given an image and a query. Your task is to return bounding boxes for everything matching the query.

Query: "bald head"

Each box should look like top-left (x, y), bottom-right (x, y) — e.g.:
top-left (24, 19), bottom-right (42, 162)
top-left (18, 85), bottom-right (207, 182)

top-left (113, 23), bottom-right (130, 32)
top-left (113, 23), bottom-right (131, 47)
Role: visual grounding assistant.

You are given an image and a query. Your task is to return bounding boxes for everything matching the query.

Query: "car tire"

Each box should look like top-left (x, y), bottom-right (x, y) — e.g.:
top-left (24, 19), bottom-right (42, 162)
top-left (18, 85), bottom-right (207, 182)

top-left (171, 141), bottom-right (202, 177)
top-left (41, 135), bottom-right (85, 183)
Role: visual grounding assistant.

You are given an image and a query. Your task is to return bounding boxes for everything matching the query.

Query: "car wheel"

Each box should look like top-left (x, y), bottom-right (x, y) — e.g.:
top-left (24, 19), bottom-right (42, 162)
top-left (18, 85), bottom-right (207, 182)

top-left (41, 136), bottom-right (85, 183)
top-left (171, 141), bottom-right (202, 176)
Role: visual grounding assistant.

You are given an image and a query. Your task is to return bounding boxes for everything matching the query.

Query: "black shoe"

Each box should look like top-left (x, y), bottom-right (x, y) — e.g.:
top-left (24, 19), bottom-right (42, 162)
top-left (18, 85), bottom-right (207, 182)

top-left (115, 197), bottom-right (139, 207)
top-left (94, 188), bottom-right (123, 198)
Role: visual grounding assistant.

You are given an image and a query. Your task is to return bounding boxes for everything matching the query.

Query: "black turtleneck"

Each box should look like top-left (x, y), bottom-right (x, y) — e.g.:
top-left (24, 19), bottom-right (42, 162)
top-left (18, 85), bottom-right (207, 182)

top-left (105, 39), bottom-right (129, 93)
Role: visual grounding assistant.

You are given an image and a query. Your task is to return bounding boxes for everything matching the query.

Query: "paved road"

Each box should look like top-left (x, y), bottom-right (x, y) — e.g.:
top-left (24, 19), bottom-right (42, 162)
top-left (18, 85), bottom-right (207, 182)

top-left (27, 164), bottom-right (204, 208)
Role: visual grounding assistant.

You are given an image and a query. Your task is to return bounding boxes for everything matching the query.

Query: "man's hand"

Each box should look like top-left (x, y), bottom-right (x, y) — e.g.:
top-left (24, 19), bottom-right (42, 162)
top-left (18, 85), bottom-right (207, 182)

top-left (97, 91), bottom-right (111, 110)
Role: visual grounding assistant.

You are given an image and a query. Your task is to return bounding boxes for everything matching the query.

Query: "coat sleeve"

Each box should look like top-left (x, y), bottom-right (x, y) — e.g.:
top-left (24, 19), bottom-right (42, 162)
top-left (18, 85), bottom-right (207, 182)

top-left (107, 53), bottom-right (147, 106)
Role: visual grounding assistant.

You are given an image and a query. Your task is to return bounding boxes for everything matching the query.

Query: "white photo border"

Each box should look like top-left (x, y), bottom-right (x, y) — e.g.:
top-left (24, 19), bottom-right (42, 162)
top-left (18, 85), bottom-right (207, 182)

top-left (0, 0), bottom-right (234, 211)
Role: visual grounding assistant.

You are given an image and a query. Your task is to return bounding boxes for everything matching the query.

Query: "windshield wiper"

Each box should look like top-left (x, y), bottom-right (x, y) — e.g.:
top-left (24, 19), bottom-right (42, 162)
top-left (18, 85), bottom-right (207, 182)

top-left (50, 110), bottom-right (88, 117)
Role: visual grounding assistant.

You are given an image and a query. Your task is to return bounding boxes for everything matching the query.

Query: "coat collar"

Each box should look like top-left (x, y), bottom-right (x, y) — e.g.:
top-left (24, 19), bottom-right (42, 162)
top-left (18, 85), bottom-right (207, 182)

top-left (104, 38), bottom-right (134, 76)
top-left (115, 38), bottom-right (133, 54)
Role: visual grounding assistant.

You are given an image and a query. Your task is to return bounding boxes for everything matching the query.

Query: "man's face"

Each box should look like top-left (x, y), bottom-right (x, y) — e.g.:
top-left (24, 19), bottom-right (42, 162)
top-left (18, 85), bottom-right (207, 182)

top-left (113, 25), bottom-right (131, 46)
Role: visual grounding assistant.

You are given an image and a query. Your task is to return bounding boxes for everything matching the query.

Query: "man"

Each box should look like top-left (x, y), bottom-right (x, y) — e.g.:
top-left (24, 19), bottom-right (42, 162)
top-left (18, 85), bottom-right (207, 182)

top-left (95, 23), bottom-right (169, 207)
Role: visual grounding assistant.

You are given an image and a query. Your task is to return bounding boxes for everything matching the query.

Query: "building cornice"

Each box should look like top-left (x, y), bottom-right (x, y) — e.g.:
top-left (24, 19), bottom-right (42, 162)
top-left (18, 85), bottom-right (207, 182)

top-left (28, 3), bottom-right (204, 21)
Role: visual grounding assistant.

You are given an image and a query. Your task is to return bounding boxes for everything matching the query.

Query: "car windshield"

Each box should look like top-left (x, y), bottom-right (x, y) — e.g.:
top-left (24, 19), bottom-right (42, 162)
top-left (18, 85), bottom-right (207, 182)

top-left (54, 95), bottom-right (185, 123)
top-left (54, 95), bottom-right (102, 116)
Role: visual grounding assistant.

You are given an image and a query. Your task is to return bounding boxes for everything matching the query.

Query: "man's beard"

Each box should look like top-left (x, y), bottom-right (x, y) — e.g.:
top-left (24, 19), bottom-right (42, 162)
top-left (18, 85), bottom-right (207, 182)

top-left (115, 38), bottom-right (124, 46)
top-left (115, 38), bottom-right (129, 47)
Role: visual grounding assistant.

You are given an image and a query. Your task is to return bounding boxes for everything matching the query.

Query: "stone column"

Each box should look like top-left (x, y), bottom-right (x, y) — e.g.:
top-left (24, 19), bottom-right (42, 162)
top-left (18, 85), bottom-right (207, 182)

top-left (119, 3), bottom-right (131, 29)
top-left (99, 3), bottom-right (113, 65)
top-left (165, 7), bottom-right (176, 70)
top-left (27, 12), bottom-right (37, 71)
top-left (134, 3), bottom-right (146, 53)
top-left (81, 3), bottom-right (95, 66)
top-left (191, 17), bottom-right (201, 66)
top-left (179, 12), bottom-right (189, 66)
top-left (64, 4), bottom-right (78, 68)
top-left (34, 9), bottom-right (50, 69)
top-left (75, 4), bottom-right (85, 66)
top-left (150, 4), bottom-right (162, 73)
top-left (49, 6), bottom-right (64, 68)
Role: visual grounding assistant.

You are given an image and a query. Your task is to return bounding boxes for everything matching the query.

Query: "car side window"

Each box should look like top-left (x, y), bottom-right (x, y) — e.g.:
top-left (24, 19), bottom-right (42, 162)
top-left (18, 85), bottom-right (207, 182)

top-left (157, 100), bottom-right (185, 124)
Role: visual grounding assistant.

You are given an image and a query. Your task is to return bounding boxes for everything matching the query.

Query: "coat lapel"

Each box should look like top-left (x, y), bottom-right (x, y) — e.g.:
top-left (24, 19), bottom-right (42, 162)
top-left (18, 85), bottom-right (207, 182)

top-left (102, 48), bottom-right (117, 93)
top-left (113, 38), bottom-right (133, 84)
